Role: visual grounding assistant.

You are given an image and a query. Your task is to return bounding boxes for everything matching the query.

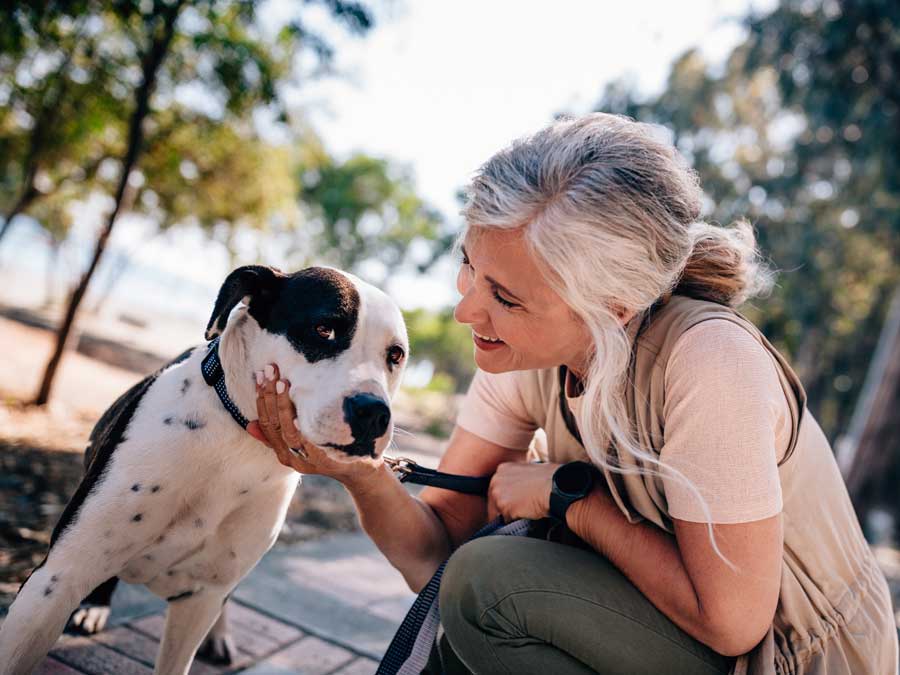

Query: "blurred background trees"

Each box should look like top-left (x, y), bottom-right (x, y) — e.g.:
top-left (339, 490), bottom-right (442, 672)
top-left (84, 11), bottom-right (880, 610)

top-left (595, 0), bottom-right (899, 527)
top-left (596, 0), bottom-right (898, 443)
top-left (0, 0), bottom-right (452, 403)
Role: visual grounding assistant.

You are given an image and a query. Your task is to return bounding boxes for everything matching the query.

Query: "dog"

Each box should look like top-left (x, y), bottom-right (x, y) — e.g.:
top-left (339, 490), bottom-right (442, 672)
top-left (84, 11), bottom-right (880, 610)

top-left (0, 265), bottom-right (408, 675)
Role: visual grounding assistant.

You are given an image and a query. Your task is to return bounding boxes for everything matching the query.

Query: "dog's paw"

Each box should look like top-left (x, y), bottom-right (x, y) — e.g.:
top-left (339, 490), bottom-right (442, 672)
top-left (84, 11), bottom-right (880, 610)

top-left (197, 631), bottom-right (236, 665)
top-left (67, 604), bottom-right (111, 634)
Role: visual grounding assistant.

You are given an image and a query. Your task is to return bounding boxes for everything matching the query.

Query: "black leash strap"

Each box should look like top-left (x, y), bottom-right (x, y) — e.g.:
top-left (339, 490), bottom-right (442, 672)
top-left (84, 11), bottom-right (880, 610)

top-left (378, 457), bottom-right (509, 675)
top-left (385, 456), bottom-right (491, 496)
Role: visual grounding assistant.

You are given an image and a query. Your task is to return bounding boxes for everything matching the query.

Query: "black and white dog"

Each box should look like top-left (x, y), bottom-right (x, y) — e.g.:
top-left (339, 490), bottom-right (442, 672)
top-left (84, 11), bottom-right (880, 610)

top-left (0, 265), bottom-right (408, 675)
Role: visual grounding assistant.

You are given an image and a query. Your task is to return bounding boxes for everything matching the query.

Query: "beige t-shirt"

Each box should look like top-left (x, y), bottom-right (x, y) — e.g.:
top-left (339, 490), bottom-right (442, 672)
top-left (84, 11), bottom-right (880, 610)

top-left (456, 319), bottom-right (790, 524)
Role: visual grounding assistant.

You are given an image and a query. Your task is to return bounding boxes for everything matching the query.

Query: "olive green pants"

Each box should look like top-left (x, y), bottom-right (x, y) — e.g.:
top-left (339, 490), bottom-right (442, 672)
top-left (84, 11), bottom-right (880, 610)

top-left (434, 536), bottom-right (735, 675)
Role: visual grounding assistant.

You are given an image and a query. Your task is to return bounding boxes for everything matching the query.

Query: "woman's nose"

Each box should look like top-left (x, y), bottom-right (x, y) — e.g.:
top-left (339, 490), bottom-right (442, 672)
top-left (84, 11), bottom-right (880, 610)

top-left (454, 282), bottom-right (483, 325)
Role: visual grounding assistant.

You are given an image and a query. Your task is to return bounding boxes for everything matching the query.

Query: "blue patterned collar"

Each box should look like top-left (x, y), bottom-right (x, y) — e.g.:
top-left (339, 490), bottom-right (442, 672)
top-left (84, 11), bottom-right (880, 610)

top-left (201, 337), bottom-right (251, 429)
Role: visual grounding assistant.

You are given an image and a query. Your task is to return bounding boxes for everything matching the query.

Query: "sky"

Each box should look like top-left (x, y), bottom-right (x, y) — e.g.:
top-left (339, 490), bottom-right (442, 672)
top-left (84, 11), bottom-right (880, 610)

top-left (2, 0), bottom-right (778, 319)
top-left (273, 0), bottom-right (777, 307)
top-left (292, 0), bottom-right (775, 218)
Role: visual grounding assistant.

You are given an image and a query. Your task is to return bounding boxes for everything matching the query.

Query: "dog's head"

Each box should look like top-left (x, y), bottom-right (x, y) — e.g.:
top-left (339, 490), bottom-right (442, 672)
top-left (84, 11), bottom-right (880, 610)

top-left (206, 265), bottom-right (408, 460)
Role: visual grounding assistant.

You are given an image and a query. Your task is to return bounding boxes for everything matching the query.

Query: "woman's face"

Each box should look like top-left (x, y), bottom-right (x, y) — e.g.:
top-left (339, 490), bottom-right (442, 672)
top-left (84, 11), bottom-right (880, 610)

top-left (454, 227), bottom-right (593, 375)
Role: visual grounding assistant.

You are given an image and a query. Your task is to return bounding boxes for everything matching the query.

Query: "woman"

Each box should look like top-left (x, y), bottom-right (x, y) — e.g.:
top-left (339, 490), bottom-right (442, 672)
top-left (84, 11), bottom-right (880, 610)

top-left (248, 114), bottom-right (897, 674)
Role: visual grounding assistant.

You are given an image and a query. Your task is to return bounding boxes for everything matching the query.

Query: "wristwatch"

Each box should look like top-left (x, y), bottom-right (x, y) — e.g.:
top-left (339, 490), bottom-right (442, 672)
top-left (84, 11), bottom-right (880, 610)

top-left (549, 461), bottom-right (595, 522)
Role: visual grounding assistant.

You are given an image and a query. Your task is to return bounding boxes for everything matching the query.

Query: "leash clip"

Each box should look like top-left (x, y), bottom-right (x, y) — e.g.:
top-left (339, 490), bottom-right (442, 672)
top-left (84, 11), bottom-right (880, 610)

top-left (384, 455), bottom-right (416, 477)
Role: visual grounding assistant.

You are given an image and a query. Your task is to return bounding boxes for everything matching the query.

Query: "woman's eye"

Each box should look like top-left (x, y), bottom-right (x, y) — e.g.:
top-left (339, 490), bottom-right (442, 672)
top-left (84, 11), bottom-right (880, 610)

top-left (492, 289), bottom-right (517, 308)
top-left (387, 345), bottom-right (405, 366)
top-left (316, 325), bottom-right (336, 341)
top-left (460, 250), bottom-right (470, 266)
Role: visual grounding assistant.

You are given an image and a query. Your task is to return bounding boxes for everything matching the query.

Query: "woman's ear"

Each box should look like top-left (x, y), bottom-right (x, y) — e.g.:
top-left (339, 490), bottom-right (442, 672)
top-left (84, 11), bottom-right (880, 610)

top-left (608, 303), bottom-right (636, 326)
top-left (205, 265), bottom-right (284, 340)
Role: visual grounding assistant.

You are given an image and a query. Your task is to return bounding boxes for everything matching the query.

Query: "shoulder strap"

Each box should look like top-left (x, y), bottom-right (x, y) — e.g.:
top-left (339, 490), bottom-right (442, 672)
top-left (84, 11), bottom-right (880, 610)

top-left (557, 300), bottom-right (663, 449)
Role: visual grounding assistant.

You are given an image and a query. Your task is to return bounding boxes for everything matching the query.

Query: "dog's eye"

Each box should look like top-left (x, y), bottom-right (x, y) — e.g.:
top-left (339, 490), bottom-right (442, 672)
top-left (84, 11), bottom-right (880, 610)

top-left (316, 325), bottom-right (336, 341)
top-left (387, 345), bottom-right (405, 366)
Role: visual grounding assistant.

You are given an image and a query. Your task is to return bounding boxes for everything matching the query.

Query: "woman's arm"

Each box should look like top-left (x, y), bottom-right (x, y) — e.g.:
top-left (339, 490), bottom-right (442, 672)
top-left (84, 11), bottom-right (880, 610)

top-left (346, 426), bottom-right (522, 590)
top-left (486, 460), bottom-right (782, 656)
top-left (251, 368), bottom-right (521, 590)
top-left (567, 488), bottom-right (782, 657)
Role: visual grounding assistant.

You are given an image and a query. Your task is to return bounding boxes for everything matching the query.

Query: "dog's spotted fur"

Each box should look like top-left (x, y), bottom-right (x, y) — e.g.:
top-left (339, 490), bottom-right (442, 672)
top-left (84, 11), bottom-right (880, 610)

top-left (0, 266), bottom-right (408, 675)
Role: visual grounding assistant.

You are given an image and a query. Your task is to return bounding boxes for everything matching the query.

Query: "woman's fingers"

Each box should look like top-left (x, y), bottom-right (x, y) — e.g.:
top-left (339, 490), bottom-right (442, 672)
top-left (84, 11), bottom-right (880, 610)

top-left (275, 379), bottom-right (306, 449)
top-left (262, 366), bottom-right (282, 437)
top-left (254, 379), bottom-right (280, 448)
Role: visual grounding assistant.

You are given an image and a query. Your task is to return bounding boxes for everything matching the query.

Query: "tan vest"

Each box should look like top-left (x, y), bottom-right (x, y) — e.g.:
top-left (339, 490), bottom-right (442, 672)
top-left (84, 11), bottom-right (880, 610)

top-left (522, 295), bottom-right (897, 674)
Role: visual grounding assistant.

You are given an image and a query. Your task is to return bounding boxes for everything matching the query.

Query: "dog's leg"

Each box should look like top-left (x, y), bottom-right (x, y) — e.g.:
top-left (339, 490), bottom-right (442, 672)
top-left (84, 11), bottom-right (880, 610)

top-left (67, 576), bottom-right (119, 635)
top-left (196, 600), bottom-right (236, 665)
top-left (0, 560), bottom-right (101, 675)
top-left (154, 591), bottom-right (229, 675)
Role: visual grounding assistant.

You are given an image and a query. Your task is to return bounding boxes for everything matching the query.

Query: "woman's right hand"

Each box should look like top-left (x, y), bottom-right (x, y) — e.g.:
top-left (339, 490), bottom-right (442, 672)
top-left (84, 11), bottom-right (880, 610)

top-left (248, 363), bottom-right (385, 491)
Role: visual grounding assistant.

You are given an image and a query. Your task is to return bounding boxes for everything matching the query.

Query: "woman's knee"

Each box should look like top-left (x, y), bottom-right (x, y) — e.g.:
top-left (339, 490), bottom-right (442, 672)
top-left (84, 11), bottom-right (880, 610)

top-left (440, 537), bottom-right (530, 635)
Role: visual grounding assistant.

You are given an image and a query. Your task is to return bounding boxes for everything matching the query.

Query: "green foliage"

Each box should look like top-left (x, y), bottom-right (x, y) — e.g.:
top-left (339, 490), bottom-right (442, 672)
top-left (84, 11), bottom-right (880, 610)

top-left (118, 109), bottom-right (301, 232)
top-left (404, 307), bottom-right (475, 393)
top-left (298, 152), bottom-right (449, 280)
top-left (595, 0), bottom-right (900, 440)
top-left (0, 0), bottom-right (376, 242)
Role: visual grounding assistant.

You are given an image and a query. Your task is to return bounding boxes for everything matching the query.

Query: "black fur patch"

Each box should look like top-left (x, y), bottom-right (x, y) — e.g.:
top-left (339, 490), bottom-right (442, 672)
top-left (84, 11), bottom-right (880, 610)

top-left (50, 371), bottom-right (159, 550)
top-left (205, 265), bottom-right (360, 363)
top-left (79, 576), bottom-right (118, 608)
top-left (265, 268), bottom-right (360, 363)
top-left (170, 346), bottom-right (196, 366)
top-left (184, 417), bottom-right (205, 430)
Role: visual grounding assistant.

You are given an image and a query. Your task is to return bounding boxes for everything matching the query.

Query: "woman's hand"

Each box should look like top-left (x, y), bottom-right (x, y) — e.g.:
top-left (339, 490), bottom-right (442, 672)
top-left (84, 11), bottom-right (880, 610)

top-left (487, 461), bottom-right (560, 522)
top-left (247, 363), bottom-right (383, 490)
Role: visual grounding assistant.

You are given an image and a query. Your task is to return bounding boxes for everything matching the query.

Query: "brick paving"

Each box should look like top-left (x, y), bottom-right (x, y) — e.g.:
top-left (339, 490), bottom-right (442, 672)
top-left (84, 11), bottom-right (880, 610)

top-left (22, 532), bottom-right (413, 675)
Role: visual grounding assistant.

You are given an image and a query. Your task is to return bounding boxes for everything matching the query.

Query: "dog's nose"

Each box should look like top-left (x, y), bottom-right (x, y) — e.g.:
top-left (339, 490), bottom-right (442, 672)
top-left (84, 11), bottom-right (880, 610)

top-left (343, 393), bottom-right (391, 441)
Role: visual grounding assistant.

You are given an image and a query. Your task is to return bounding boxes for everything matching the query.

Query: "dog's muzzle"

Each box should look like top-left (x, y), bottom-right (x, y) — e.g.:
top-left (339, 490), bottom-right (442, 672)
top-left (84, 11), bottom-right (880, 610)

top-left (344, 392), bottom-right (390, 440)
top-left (319, 393), bottom-right (391, 457)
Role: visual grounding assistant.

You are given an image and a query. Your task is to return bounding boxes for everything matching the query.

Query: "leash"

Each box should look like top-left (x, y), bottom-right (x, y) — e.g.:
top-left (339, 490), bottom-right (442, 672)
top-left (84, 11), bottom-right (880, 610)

top-left (384, 456), bottom-right (492, 495)
top-left (378, 457), bottom-right (529, 675)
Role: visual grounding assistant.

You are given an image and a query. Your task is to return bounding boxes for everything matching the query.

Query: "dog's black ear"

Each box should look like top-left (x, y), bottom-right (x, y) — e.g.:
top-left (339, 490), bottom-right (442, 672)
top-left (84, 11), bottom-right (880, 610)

top-left (205, 265), bottom-right (284, 340)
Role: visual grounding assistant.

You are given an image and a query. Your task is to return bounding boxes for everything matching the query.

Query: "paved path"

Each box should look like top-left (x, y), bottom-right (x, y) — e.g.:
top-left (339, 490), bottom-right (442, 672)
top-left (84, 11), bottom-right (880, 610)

top-left (29, 531), bottom-right (414, 674)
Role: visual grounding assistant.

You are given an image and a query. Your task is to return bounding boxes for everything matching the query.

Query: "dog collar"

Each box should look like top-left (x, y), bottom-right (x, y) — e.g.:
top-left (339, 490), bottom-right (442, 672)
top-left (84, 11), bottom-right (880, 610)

top-left (201, 337), bottom-right (251, 429)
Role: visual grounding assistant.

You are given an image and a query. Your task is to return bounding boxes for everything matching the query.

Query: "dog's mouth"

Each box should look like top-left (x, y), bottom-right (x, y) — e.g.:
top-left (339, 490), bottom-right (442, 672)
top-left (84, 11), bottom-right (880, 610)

top-left (323, 441), bottom-right (378, 459)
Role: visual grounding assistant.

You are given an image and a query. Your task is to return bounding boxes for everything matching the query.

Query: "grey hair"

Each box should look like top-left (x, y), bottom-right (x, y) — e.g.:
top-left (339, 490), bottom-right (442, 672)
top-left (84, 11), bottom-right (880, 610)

top-left (462, 113), bottom-right (774, 561)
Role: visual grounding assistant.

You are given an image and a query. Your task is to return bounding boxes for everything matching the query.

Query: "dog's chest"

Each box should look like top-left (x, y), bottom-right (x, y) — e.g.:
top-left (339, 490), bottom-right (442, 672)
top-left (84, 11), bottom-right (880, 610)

top-left (107, 371), bottom-right (299, 595)
top-left (118, 467), bottom-right (298, 596)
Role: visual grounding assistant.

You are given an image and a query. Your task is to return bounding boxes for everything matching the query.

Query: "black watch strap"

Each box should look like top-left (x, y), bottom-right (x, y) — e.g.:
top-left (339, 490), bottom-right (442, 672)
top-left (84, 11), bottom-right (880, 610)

top-left (549, 461), bottom-right (595, 522)
top-left (549, 488), bottom-right (572, 522)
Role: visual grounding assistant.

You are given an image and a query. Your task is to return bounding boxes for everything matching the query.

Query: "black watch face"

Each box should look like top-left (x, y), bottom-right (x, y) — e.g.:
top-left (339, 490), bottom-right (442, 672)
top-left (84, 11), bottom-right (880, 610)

top-left (555, 462), bottom-right (592, 497)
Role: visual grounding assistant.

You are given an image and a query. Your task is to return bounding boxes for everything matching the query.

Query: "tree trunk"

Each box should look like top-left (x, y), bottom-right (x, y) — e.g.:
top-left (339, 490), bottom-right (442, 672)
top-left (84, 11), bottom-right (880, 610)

top-left (0, 172), bottom-right (39, 243)
top-left (838, 283), bottom-right (900, 530)
top-left (33, 3), bottom-right (183, 405)
top-left (0, 41), bottom-right (79, 248)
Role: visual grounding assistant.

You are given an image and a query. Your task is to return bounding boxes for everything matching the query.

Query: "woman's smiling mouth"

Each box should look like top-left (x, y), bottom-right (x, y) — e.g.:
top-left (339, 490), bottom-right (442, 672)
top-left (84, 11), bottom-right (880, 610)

top-left (473, 330), bottom-right (506, 350)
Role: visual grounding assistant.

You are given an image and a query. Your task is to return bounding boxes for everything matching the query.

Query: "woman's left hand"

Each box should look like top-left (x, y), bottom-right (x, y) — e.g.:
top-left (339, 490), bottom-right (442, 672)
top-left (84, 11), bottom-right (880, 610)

top-left (487, 461), bottom-right (560, 522)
